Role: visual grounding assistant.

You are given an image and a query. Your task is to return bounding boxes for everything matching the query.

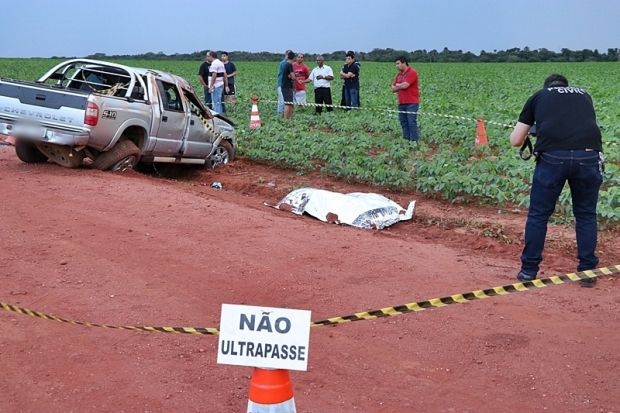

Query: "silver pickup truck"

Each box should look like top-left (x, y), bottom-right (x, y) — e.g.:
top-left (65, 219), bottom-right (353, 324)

top-left (0, 59), bottom-right (236, 170)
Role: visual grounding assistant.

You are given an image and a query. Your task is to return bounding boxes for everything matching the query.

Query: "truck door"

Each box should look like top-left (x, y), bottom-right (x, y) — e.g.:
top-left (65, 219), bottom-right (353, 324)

top-left (182, 88), bottom-right (215, 158)
top-left (153, 80), bottom-right (188, 155)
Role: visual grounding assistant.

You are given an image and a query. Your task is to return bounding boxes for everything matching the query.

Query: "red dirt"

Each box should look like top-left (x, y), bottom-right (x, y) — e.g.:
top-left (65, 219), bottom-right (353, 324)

top-left (1, 145), bottom-right (619, 413)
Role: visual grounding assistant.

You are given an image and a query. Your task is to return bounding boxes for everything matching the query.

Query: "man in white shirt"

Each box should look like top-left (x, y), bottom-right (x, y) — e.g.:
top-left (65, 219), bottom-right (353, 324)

top-left (307, 55), bottom-right (334, 114)
top-left (207, 51), bottom-right (228, 113)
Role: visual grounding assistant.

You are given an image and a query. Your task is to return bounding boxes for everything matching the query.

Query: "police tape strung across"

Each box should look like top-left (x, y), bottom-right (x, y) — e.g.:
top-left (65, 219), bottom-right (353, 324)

top-left (258, 98), bottom-right (514, 129)
top-left (0, 302), bottom-right (220, 335)
top-left (2, 265), bottom-right (619, 335)
top-left (220, 340), bottom-right (307, 361)
top-left (310, 265), bottom-right (620, 328)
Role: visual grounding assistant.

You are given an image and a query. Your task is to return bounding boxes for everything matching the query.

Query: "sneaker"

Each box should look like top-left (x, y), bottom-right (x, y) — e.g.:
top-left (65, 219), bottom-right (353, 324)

top-left (579, 278), bottom-right (597, 288)
top-left (517, 271), bottom-right (536, 282)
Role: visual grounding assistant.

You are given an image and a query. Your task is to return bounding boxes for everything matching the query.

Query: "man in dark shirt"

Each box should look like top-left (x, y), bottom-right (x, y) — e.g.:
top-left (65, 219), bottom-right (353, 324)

top-left (340, 51), bottom-right (360, 108)
top-left (510, 74), bottom-right (604, 287)
top-left (221, 51), bottom-right (237, 113)
top-left (281, 51), bottom-right (296, 119)
top-left (197, 52), bottom-right (212, 109)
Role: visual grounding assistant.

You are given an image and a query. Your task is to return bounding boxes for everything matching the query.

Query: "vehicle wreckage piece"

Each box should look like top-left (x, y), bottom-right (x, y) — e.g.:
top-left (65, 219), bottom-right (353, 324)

top-left (272, 188), bottom-right (416, 229)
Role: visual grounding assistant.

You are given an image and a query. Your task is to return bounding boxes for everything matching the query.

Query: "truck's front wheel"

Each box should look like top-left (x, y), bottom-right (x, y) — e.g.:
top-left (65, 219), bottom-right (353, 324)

top-left (91, 139), bottom-right (140, 171)
top-left (209, 140), bottom-right (235, 167)
top-left (15, 139), bottom-right (48, 163)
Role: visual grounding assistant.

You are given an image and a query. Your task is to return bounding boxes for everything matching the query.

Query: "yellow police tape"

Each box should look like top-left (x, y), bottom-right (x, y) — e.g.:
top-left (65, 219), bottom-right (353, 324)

top-left (2, 265), bottom-right (618, 335)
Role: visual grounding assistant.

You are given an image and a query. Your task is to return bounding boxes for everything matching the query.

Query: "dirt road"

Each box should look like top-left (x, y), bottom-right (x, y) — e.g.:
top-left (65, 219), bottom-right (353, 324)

top-left (1, 145), bottom-right (619, 412)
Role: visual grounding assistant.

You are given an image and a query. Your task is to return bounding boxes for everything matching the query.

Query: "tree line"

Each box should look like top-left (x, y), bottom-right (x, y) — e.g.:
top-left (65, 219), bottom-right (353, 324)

top-left (81, 47), bottom-right (620, 63)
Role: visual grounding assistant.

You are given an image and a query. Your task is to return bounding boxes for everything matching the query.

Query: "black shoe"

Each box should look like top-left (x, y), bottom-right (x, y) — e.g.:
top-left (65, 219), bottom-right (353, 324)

top-left (580, 278), bottom-right (597, 288)
top-left (517, 271), bottom-right (536, 282)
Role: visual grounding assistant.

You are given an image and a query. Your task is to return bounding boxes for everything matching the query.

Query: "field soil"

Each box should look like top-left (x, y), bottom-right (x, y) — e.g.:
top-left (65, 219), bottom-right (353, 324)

top-left (1, 144), bottom-right (619, 413)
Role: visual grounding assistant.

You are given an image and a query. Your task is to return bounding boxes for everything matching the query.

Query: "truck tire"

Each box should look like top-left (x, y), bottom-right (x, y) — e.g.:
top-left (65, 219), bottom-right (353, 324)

top-left (15, 139), bottom-right (48, 163)
top-left (91, 139), bottom-right (140, 171)
top-left (209, 140), bottom-right (235, 167)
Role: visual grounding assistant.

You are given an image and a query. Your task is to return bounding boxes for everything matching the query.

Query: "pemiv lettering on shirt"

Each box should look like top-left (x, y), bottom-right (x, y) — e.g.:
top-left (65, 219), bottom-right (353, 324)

top-left (548, 86), bottom-right (585, 94)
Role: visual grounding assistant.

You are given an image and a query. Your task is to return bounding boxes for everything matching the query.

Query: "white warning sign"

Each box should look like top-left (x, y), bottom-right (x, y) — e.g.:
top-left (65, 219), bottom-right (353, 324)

top-left (217, 304), bottom-right (312, 371)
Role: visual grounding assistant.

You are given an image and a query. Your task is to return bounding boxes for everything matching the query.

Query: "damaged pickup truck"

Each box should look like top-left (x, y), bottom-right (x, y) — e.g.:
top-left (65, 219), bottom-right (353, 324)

top-left (0, 59), bottom-right (236, 170)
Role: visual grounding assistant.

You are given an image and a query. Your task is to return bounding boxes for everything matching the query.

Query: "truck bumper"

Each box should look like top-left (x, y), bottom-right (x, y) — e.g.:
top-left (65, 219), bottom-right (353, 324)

top-left (0, 121), bottom-right (90, 146)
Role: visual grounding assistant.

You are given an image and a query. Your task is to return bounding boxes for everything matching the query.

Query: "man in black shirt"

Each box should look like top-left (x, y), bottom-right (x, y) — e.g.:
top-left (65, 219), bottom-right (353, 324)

top-left (221, 51), bottom-right (237, 113)
top-left (281, 51), bottom-right (296, 119)
top-left (510, 74), bottom-right (604, 287)
top-left (340, 51), bottom-right (360, 108)
top-left (197, 53), bottom-right (212, 109)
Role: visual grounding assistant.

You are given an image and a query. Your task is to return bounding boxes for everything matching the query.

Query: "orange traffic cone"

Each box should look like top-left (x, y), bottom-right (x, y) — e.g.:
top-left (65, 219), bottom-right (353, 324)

top-left (475, 117), bottom-right (488, 146)
top-left (249, 96), bottom-right (262, 129)
top-left (247, 368), bottom-right (296, 413)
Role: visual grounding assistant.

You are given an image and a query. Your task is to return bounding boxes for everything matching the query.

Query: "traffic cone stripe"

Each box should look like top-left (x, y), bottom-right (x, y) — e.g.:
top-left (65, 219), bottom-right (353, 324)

top-left (247, 368), bottom-right (296, 412)
top-left (249, 97), bottom-right (262, 129)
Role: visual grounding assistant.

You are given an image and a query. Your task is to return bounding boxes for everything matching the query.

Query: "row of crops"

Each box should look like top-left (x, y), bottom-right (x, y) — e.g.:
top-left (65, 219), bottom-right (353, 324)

top-left (1, 59), bottom-right (618, 223)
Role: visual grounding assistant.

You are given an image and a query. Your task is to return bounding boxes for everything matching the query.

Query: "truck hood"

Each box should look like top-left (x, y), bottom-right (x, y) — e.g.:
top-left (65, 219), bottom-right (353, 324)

top-left (213, 112), bottom-right (235, 127)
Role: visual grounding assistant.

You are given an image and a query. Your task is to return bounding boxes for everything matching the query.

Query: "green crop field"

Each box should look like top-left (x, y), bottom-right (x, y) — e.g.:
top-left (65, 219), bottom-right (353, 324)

top-left (1, 58), bottom-right (619, 223)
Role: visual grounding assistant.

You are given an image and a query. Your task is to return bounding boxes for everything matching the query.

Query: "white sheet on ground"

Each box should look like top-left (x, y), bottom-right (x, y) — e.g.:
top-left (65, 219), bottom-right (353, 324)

top-left (273, 187), bottom-right (415, 229)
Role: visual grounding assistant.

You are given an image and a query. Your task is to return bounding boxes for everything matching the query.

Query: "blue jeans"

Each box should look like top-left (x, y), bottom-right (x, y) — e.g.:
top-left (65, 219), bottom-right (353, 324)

top-left (521, 150), bottom-right (603, 276)
top-left (277, 86), bottom-right (284, 113)
top-left (398, 104), bottom-right (419, 141)
top-left (344, 86), bottom-right (359, 108)
top-left (203, 87), bottom-right (212, 109)
top-left (221, 83), bottom-right (235, 113)
top-left (211, 86), bottom-right (224, 113)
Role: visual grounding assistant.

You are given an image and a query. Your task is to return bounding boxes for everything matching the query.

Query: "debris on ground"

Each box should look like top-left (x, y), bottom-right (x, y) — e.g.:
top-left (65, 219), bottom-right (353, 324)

top-left (0, 134), bottom-right (15, 146)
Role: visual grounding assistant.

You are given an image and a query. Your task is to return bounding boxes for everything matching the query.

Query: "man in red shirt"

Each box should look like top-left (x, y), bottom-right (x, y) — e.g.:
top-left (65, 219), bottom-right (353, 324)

top-left (293, 53), bottom-right (310, 105)
top-left (391, 56), bottom-right (420, 141)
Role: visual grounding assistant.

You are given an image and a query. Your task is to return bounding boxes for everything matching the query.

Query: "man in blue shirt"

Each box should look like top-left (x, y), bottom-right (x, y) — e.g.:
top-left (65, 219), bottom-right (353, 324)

top-left (276, 49), bottom-right (292, 114)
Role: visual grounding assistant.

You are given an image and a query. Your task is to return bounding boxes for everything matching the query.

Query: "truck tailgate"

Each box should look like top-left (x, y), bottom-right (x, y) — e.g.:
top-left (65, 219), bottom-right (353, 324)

top-left (0, 80), bottom-right (88, 129)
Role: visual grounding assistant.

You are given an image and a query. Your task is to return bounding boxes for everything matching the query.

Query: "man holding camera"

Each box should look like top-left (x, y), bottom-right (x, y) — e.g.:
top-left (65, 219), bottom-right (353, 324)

top-left (509, 74), bottom-right (603, 287)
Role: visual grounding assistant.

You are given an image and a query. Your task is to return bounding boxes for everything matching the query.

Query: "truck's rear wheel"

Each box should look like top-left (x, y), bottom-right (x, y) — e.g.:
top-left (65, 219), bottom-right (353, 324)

top-left (91, 139), bottom-right (140, 171)
top-left (209, 140), bottom-right (235, 167)
top-left (15, 139), bottom-right (48, 163)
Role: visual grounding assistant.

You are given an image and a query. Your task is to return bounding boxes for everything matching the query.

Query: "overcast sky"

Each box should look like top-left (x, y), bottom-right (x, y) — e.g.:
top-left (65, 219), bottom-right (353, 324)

top-left (1, 0), bottom-right (618, 58)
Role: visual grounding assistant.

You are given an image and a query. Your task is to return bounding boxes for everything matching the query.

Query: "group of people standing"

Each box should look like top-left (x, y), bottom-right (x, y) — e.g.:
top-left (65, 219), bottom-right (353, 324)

top-left (275, 50), bottom-right (420, 142)
top-left (196, 49), bottom-right (420, 142)
top-left (276, 50), bottom-right (328, 119)
top-left (276, 50), bottom-right (362, 119)
top-left (197, 51), bottom-right (237, 113)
